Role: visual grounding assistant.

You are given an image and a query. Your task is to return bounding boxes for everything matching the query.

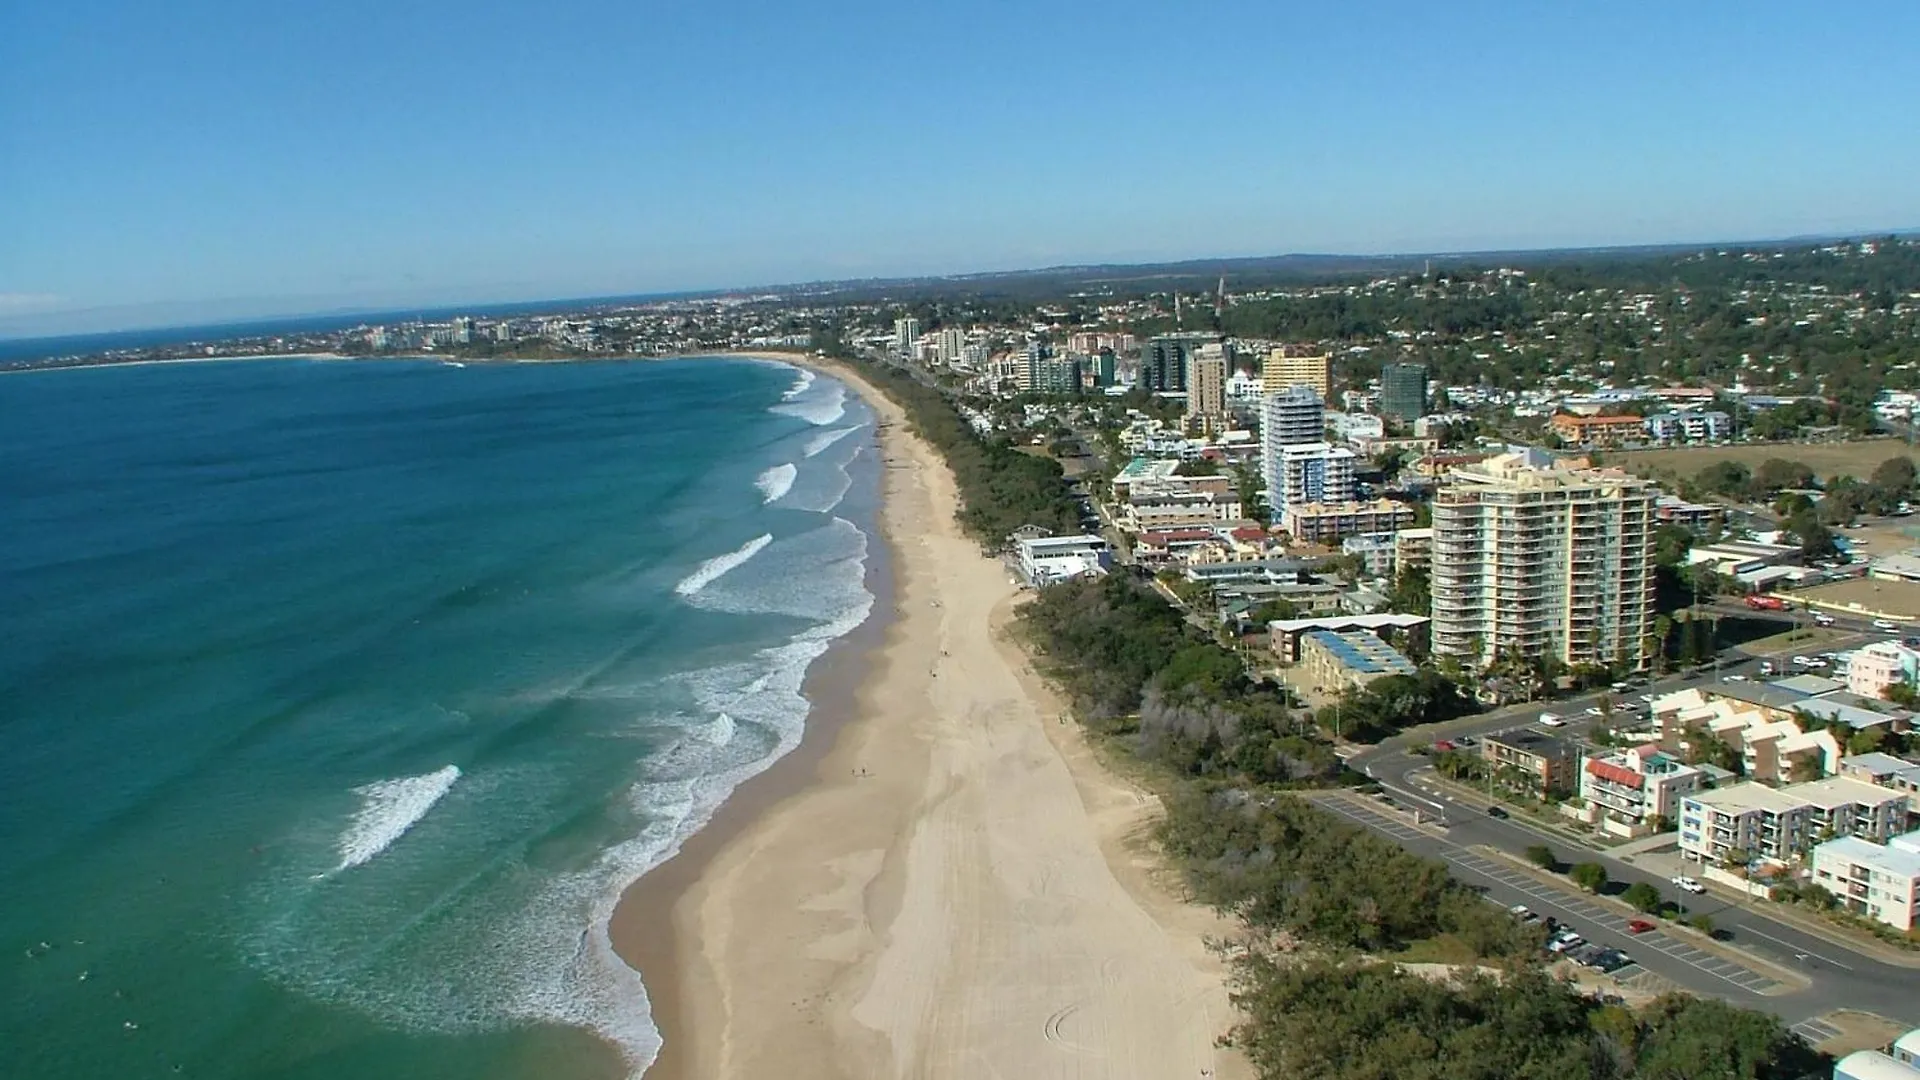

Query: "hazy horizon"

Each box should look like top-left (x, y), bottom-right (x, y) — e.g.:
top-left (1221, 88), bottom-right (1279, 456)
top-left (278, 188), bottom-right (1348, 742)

top-left (4, 3), bottom-right (1916, 337)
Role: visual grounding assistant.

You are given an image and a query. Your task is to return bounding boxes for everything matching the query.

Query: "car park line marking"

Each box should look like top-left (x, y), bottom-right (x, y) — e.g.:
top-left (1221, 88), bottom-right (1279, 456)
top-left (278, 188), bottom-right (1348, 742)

top-left (1739, 927), bottom-right (1855, 971)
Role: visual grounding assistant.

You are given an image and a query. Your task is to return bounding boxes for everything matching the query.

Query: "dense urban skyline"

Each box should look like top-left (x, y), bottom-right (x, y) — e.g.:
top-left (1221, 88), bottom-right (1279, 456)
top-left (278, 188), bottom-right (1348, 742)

top-left (4, 1), bottom-right (1918, 335)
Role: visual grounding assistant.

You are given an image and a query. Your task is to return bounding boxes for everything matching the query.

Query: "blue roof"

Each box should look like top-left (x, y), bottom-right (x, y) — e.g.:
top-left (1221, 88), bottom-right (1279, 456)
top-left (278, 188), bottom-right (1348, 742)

top-left (1303, 629), bottom-right (1417, 676)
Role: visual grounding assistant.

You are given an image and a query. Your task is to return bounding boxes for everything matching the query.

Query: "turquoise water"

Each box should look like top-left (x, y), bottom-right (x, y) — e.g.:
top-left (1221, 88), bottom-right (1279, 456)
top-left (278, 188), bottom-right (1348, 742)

top-left (0, 356), bottom-right (879, 1078)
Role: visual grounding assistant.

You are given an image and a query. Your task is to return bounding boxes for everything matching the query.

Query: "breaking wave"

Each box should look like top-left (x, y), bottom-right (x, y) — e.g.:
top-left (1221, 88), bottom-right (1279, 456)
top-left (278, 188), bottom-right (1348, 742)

top-left (335, 765), bottom-right (461, 871)
top-left (673, 534), bottom-right (773, 597)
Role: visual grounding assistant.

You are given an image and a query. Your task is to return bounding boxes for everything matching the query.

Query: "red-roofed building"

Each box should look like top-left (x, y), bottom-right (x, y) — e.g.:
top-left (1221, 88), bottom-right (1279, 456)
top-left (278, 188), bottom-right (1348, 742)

top-left (1575, 744), bottom-right (1705, 836)
top-left (1133, 528), bottom-right (1218, 566)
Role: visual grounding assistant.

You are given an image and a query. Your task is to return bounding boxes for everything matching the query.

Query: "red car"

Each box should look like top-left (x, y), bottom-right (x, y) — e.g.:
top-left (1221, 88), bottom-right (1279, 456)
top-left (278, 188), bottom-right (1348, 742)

top-left (1626, 919), bottom-right (1656, 934)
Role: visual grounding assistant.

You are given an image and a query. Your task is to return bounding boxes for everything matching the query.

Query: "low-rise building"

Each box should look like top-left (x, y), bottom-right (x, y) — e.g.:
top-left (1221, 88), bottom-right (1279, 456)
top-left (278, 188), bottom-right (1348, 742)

top-left (1341, 532), bottom-right (1397, 579)
top-left (1678, 777), bottom-right (1911, 864)
top-left (1653, 494), bottom-right (1724, 534)
top-left (1577, 745), bottom-right (1705, 834)
top-left (1393, 527), bottom-right (1433, 574)
top-left (1014, 535), bottom-right (1111, 585)
top-left (1810, 828), bottom-right (1920, 932)
top-left (1484, 729), bottom-right (1577, 795)
top-left (1550, 412), bottom-right (1646, 448)
top-left (1645, 409), bottom-right (1731, 444)
top-left (1281, 499), bottom-right (1418, 544)
top-left (1267, 612), bottom-right (1429, 663)
top-left (1298, 629), bottom-right (1417, 694)
top-left (1850, 640), bottom-right (1920, 699)
top-left (1840, 752), bottom-right (1920, 798)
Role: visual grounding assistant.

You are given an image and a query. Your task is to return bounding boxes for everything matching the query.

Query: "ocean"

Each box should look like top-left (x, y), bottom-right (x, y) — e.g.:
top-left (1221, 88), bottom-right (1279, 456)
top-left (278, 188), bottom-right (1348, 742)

top-left (0, 356), bottom-right (880, 1079)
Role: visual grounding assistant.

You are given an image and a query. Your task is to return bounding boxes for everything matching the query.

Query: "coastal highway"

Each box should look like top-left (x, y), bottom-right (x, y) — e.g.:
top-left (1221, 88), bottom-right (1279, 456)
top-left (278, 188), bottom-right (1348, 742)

top-left (1341, 617), bottom-right (1920, 1028)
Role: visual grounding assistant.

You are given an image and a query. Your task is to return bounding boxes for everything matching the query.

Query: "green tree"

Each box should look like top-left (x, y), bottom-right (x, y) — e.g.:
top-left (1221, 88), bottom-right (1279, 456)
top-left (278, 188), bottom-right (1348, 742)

top-left (1623, 881), bottom-right (1664, 914)
top-left (1524, 845), bottom-right (1556, 870)
top-left (1570, 862), bottom-right (1609, 892)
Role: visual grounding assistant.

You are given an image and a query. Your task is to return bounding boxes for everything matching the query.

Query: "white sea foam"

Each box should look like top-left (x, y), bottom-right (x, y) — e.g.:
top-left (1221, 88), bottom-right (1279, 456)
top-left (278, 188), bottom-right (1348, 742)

top-left (673, 533), bottom-right (773, 597)
top-left (335, 765), bottom-right (461, 871)
top-left (754, 463), bottom-right (797, 504)
top-left (804, 425), bottom-right (860, 458)
top-left (781, 369), bottom-right (814, 400)
top-left (772, 379), bottom-right (847, 426)
top-left (244, 466), bottom-right (875, 1079)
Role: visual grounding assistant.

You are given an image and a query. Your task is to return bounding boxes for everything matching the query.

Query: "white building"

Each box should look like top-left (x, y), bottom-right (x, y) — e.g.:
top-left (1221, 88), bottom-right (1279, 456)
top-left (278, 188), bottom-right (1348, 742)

top-left (1810, 828), bottom-right (1920, 932)
top-left (1578, 744), bottom-right (1704, 833)
top-left (1850, 640), bottom-right (1920, 699)
top-left (1679, 777), bottom-right (1911, 864)
top-left (1014, 535), bottom-right (1111, 585)
top-left (1269, 442), bottom-right (1357, 529)
top-left (1262, 384), bottom-right (1326, 448)
top-left (1645, 410), bottom-right (1731, 444)
top-left (892, 317), bottom-right (921, 354)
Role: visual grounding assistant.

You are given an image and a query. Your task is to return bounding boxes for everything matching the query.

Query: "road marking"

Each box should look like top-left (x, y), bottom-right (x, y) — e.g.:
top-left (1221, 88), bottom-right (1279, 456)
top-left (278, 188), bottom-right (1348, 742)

top-left (1739, 927), bottom-right (1856, 971)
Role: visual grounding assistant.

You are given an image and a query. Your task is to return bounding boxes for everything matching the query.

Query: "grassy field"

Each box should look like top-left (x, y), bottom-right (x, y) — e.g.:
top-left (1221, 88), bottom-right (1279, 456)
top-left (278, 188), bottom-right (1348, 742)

top-left (1610, 439), bottom-right (1916, 483)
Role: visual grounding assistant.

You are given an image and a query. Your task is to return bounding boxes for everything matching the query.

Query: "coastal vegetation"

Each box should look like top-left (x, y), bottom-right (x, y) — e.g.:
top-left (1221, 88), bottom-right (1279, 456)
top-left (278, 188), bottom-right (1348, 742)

top-left (1230, 956), bottom-right (1825, 1080)
top-left (848, 356), bottom-right (1084, 544)
top-left (842, 350), bottom-right (1830, 1080)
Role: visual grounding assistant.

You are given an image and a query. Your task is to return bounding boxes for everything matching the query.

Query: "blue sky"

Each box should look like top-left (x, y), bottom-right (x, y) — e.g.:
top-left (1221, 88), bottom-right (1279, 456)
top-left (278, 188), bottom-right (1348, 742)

top-left (2, 1), bottom-right (1917, 335)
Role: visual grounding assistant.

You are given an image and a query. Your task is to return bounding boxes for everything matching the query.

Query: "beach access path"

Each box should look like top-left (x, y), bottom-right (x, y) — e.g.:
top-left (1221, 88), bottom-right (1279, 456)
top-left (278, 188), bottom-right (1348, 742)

top-left (650, 355), bottom-right (1249, 1079)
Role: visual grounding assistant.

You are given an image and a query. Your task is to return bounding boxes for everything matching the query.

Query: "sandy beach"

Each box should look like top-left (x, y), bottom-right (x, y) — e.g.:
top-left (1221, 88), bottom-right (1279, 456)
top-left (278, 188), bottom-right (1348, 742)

top-left (611, 353), bottom-right (1248, 1080)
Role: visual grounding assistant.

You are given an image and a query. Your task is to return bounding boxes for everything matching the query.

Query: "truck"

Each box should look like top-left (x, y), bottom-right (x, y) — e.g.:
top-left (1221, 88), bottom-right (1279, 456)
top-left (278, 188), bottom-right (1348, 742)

top-left (1745, 595), bottom-right (1787, 611)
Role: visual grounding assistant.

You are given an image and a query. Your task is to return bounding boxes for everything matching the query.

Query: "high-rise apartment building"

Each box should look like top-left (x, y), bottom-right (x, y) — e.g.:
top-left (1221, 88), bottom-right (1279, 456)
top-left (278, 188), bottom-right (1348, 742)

top-left (1262, 349), bottom-right (1331, 398)
top-left (1380, 363), bottom-right (1429, 421)
top-left (1185, 343), bottom-right (1229, 432)
top-left (934, 327), bottom-right (966, 364)
top-left (893, 317), bottom-right (921, 354)
top-left (1140, 333), bottom-right (1219, 393)
top-left (1431, 450), bottom-right (1655, 670)
top-left (1267, 442), bottom-right (1357, 527)
top-left (1262, 385), bottom-right (1326, 446)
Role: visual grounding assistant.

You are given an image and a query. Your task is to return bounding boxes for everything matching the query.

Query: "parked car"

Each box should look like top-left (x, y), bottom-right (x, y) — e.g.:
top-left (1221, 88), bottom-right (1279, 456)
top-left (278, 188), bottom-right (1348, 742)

top-left (1585, 706), bottom-right (1605, 717)
top-left (1538, 713), bottom-right (1566, 727)
top-left (1813, 613), bottom-right (1836, 626)
top-left (1593, 950), bottom-right (1634, 973)
top-left (1627, 918), bottom-right (1656, 934)
top-left (1724, 674), bottom-right (1748, 682)
top-left (1874, 619), bottom-right (1898, 631)
top-left (1486, 805), bottom-right (1510, 819)
top-left (1672, 875), bottom-right (1706, 894)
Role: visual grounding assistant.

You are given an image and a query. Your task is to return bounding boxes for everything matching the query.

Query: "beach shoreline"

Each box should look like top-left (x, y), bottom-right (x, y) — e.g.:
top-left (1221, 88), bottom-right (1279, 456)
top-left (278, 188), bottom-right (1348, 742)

top-left (609, 350), bottom-right (1248, 1079)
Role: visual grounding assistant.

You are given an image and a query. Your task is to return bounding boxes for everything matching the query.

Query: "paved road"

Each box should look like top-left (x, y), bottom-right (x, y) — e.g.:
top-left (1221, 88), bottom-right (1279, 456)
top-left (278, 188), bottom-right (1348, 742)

top-left (1344, 628), bottom-right (1920, 1026)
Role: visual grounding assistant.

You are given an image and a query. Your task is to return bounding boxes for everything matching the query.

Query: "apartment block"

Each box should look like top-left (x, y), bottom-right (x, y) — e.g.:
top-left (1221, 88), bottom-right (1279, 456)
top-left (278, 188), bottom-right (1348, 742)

top-left (1550, 412), bottom-right (1646, 448)
top-left (1185, 343), bottom-right (1230, 433)
top-left (1850, 640), bottom-right (1920, 699)
top-left (1811, 829), bottom-right (1920, 932)
top-left (1483, 729), bottom-right (1577, 795)
top-left (1394, 527), bottom-right (1433, 574)
top-left (1678, 777), bottom-right (1911, 864)
top-left (1430, 451), bottom-right (1656, 671)
top-left (1283, 499), bottom-right (1416, 544)
top-left (1299, 630), bottom-right (1417, 694)
top-left (1267, 441), bottom-right (1356, 529)
top-left (1578, 744), bottom-right (1704, 832)
top-left (1261, 349), bottom-right (1330, 398)
top-left (1644, 410), bottom-right (1731, 444)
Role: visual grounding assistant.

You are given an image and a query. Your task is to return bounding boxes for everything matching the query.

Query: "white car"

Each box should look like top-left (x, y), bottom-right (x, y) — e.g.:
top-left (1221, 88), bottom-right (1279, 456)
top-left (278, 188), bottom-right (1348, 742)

top-left (1724, 674), bottom-right (1748, 682)
top-left (1672, 875), bottom-right (1706, 895)
top-left (1792, 655), bottom-right (1814, 667)
top-left (1874, 619), bottom-right (1898, 631)
top-left (1585, 706), bottom-right (1605, 717)
top-left (1538, 713), bottom-right (1565, 727)
top-left (1813, 614), bottom-right (1836, 627)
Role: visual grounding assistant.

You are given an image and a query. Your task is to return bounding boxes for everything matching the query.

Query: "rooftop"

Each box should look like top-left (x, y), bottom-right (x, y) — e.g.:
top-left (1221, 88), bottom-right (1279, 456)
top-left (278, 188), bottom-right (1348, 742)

top-left (1487, 728), bottom-right (1572, 758)
top-left (1844, 752), bottom-right (1920, 776)
top-left (1787, 775), bottom-right (1910, 809)
top-left (1301, 630), bottom-right (1417, 677)
top-left (1816, 834), bottom-right (1920, 879)
top-left (1686, 782), bottom-right (1810, 815)
top-left (1268, 612), bottom-right (1429, 634)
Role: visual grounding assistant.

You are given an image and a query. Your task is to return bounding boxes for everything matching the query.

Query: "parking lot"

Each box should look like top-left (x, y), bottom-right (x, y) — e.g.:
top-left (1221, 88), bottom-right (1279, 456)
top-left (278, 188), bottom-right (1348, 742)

top-left (1316, 793), bottom-right (1787, 998)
